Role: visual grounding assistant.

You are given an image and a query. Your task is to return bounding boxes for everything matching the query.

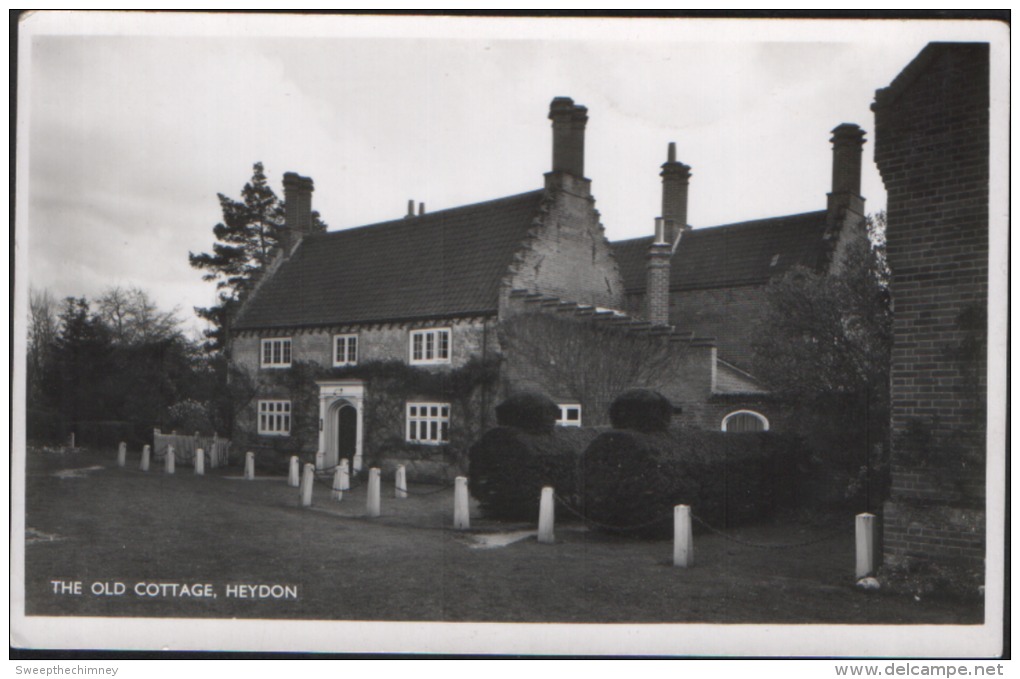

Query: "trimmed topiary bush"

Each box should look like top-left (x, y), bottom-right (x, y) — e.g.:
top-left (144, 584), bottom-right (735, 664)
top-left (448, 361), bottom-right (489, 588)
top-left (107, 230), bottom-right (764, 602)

top-left (469, 426), bottom-right (600, 521)
top-left (579, 427), bottom-right (804, 538)
top-left (608, 389), bottom-right (673, 432)
top-left (495, 392), bottom-right (560, 434)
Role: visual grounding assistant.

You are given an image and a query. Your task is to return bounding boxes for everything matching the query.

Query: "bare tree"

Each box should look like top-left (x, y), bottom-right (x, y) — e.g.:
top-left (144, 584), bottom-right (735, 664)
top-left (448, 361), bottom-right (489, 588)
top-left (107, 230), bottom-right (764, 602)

top-left (27, 288), bottom-right (59, 404)
top-left (498, 312), bottom-right (687, 426)
top-left (96, 286), bottom-right (183, 345)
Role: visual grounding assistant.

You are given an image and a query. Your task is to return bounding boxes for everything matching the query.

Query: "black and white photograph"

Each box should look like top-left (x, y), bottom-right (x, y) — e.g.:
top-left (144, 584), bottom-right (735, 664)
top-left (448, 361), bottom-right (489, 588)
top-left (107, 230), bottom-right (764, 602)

top-left (10, 12), bottom-right (1008, 660)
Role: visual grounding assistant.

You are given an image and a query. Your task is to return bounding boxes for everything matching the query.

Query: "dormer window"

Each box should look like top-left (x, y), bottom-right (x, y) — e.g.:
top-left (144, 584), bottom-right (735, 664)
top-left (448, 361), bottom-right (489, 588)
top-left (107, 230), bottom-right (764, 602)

top-left (334, 334), bottom-right (358, 366)
top-left (409, 328), bottom-right (451, 365)
top-left (261, 338), bottom-right (292, 368)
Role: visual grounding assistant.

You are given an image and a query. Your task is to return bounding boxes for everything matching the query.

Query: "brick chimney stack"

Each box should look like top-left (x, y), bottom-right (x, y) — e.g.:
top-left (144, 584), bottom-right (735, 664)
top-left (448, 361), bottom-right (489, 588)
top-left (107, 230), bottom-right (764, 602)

top-left (825, 123), bottom-right (867, 262)
top-left (282, 172), bottom-right (314, 251)
top-left (661, 142), bottom-right (692, 246)
top-left (826, 124), bottom-right (866, 226)
top-left (645, 218), bottom-right (672, 326)
top-left (548, 97), bottom-right (588, 178)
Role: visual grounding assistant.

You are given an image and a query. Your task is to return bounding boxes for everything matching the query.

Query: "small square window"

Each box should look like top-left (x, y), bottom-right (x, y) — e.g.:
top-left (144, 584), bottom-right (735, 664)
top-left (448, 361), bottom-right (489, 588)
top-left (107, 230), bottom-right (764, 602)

top-left (409, 328), bottom-right (452, 365)
top-left (257, 400), bottom-right (291, 435)
top-left (555, 403), bottom-right (582, 427)
top-left (260, 338), bottom-right (292, 368)
top-left (334, 334), bottom-right (359, 366)
top-left (406, 401), bottom-right (451, 445)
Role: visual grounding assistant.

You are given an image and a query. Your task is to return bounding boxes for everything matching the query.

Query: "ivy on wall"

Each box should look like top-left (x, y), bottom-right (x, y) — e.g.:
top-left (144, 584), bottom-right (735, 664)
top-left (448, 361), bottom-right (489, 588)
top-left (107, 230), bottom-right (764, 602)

top-left (238, 356), bottom-right (501, 469)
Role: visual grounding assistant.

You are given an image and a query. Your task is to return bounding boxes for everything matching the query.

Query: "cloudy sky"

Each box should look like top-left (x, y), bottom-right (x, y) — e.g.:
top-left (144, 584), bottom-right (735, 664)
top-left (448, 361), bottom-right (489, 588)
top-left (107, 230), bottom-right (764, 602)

top-left (17, 14), bottom-right (997, 337)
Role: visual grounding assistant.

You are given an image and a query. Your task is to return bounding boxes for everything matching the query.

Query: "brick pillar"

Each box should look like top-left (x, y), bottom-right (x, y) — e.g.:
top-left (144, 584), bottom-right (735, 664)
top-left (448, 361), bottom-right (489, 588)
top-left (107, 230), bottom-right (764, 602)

top-left (646, 218), bottom-right (672, 326)
top-left (660, 143), bottom-right (692, 245)
top-left (548, 97), bottom-right (588, 178)
top-left (281, 172), bottom-right (315, 251)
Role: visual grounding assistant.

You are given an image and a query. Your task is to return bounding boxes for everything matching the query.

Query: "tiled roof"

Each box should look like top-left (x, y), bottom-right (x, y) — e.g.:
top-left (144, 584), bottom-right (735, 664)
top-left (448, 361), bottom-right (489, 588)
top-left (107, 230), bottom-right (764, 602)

top-left (234, 190), bottom-right (545, 330)
top-left (612, 211), bottom-right (829, 294)
top-left (714, 360), bottom-right (767, 395)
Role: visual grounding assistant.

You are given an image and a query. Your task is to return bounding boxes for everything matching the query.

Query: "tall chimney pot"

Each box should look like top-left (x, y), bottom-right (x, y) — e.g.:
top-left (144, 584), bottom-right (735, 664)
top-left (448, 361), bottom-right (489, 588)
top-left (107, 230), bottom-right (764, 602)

top-left (282, 172), bottom-right (314, 250)
top-left (548, 97), bottom-right (589, 178)
top-left (830, 123), bottom-right (866, 197)
top-left (660, 143), bottom-right (692, 245)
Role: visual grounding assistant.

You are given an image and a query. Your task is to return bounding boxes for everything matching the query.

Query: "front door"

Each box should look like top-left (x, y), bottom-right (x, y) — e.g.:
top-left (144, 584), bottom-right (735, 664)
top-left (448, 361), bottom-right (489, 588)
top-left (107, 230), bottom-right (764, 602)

top-left (337, 404), bottom-right (358, 462)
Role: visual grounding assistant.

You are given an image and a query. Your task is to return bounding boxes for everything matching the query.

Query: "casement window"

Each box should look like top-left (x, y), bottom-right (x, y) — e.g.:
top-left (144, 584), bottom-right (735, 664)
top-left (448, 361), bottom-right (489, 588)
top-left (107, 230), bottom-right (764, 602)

top-left (556, 403), bottom-right (582, 427)
top-left (409, 328), bottom-right (451, 365)
top-left (721, 410), bottom-right (769, 433)
top-left (333, 334), bottom-right (359, 366)
top-left (260, 338), bottom-right (292, 368)
top-left (258, 400), bottom-right (291, 436)
top-left (406, 402), bottom-right (450, 444)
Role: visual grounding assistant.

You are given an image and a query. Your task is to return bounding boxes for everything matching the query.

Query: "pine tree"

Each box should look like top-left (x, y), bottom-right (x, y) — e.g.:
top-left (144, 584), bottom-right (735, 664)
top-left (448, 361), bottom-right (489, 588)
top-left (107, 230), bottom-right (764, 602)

top-left (189, 162), bottom-right (326, 351)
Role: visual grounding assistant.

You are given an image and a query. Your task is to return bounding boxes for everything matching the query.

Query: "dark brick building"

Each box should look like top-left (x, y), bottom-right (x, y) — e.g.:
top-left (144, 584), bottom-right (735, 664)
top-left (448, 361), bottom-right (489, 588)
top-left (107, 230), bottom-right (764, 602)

top-left (873, 43), bottom-right (989, 570)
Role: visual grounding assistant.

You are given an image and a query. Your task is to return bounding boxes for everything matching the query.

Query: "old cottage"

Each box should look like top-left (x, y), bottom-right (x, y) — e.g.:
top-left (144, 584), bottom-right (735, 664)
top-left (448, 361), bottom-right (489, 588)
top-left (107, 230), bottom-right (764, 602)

top-left (228, 96), bottom-right (866, 474)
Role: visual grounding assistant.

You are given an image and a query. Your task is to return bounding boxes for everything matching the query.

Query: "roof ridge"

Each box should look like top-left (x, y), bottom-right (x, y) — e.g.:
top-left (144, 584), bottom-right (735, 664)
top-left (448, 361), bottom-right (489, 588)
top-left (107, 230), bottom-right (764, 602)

top-left (304, 188), bottom-right (545, 240)
top-left (610, 210), bottom-right (827, 245)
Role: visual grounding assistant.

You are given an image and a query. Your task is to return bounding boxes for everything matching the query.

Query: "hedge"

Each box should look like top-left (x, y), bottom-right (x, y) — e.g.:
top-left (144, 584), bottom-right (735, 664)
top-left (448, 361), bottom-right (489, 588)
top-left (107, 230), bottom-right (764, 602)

top-left (608, 388), bottom-right (673, 432)
top-left (495, 392), bottom-right (560, 434)
top-left (579, 427), bottom-right (804, 538)
top-left (468, 426), bottom-right (600, 521)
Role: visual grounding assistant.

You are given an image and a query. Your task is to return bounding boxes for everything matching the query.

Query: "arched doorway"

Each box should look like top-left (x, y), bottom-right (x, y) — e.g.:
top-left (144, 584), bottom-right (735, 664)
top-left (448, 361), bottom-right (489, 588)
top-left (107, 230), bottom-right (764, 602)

top-left (336, 404), bottom-right (358, 462)
top-left (316, 380), bottom-right (365, 470)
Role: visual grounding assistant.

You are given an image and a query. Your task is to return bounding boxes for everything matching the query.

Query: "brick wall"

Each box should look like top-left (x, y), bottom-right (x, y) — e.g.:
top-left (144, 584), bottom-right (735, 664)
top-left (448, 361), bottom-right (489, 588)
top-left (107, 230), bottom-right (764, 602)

top-left (505, 177), bottom-right (624, 311)
top-left (658, 285), bottom-right (768, 371)
top-left (231, 317), bottom-right (495, 457)
top-left (873, 43), bottom-right (989, 568)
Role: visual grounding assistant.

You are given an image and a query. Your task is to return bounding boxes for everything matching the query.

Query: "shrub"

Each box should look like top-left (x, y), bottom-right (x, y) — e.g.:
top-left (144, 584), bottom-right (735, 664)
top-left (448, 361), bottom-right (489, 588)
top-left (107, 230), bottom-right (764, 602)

top-left (469, 426), bottom-right (600, 521)
top-left (608, 389), bottom-right (673, 432)
top-left (579, 427), bottom-right (804, 538)
top-left (494, 392), bottom-right (560, 434)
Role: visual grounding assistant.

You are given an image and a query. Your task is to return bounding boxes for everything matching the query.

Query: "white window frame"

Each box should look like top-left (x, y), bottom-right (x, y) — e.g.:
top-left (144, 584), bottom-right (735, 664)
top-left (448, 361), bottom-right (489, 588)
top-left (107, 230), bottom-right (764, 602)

top-left (258, 400), bottom-right (292, 436)
top-left (409, 328), bottom-right (451, 365)
top-left (260, 337), bottom-right (292, 368)
top-left (721, 410), bottom-right (770, 432)
top-left (406, 402), bottom-right (450, 445)
top-left (556, 403), bottom-right (582, 427)
top-left (333, 333), bottom-right (359, 367)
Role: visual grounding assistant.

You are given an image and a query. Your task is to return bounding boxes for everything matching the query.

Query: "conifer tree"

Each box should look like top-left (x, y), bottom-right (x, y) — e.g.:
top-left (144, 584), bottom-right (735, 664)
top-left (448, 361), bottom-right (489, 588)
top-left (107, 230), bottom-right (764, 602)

top-left (189, 162), bottom-right (326, 351)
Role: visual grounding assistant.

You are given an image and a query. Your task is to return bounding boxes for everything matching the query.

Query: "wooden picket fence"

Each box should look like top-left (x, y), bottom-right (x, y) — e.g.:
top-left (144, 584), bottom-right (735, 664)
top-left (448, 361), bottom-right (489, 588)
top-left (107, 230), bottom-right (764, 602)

top-left (153, 429), bottom-right (231, 468)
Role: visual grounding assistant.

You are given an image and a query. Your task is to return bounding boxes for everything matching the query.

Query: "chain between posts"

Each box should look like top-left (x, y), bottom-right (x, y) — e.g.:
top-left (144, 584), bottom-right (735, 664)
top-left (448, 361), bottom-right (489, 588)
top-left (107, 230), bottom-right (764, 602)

top-left (552, 491), bottom-right (845, 549)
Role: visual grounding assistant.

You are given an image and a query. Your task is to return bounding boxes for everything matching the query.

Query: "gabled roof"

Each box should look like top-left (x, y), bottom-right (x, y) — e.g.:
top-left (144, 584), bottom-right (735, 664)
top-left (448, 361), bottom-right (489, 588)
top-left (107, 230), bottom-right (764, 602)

top-left (234, 190), bottom-right (545, 330)
top-left (612, 210), bottom-right (828, 294)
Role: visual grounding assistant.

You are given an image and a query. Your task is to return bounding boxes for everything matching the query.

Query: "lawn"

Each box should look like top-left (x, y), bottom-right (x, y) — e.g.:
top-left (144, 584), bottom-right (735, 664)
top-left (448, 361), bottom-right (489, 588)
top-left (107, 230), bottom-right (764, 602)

top-left (22, 447), bottom-right (981, 624)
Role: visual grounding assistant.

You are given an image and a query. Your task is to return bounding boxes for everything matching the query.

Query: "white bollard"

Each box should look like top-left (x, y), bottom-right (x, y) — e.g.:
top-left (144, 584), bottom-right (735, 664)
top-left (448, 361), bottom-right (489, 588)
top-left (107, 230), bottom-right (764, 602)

top-left (339, 459), bottom-right (350, 491)
top-left (332, 467), bottom-right (344, 501)
top-left (315, 451), bottom-right (325, 470)
top-left (287, 456), bottom-right (300, 487)
top-left (856, 512), bottom-right (876, 579)
top-left (117, 442), bottom-right (126, 467)
top-left (673, 505), bottom-right (694, 568)
top-left (140, 444), bottom-right (150, 472)
top-left (366, 468), bottom-right (381, 517)
top-left (453, 476), bottom-right (470, 530)
top-left (353, 452), bottom-right (363, 474)
top-left (165, 445), bottom-right (175, 475)
top-left (244, 451), bottom-right (255, 480)
top-left (195, 447), bottom-right (205, 475)
top-left (538, 486), bottom-right (555, 544)
top-left (395, 465), bottom-right (408, 499)
top-left (300, 463), bottom-right (314, 507)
